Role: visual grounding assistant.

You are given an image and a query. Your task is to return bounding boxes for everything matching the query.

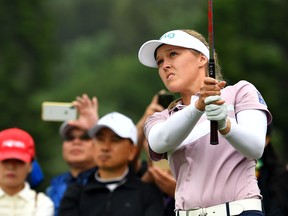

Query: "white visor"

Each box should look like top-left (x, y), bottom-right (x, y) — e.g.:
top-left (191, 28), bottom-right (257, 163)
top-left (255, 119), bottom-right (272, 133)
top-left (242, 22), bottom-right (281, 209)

top-left (138, 30), bottom-right (209, 68)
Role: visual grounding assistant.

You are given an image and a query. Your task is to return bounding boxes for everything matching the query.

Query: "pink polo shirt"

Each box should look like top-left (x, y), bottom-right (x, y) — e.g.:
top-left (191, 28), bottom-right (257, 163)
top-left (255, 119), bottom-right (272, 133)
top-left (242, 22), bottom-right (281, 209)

top-left (144, 80), bottom-right (272, 210)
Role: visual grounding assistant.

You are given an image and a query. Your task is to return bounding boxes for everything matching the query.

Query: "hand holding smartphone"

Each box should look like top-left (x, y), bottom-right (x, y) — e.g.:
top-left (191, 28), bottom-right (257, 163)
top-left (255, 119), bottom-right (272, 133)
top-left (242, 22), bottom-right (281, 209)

top-left (41, 102), bottom-right (77, 121)
top-left (158, 92), bottom-right (175, 108)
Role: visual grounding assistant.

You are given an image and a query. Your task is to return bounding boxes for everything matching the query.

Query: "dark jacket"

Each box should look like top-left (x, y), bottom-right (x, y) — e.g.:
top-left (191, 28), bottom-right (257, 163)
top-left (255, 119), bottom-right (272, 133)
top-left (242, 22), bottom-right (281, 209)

top-left (46, 167), bottom-right (97, 216)
top-left (58, 168), bottom-right (165, 216)
top-left (258, 144), bottom-right (286, 216)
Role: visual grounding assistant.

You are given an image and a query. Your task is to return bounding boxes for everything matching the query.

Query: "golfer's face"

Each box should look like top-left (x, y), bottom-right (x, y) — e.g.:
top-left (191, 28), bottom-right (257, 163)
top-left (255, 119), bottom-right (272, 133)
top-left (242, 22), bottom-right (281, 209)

top-left (156, 45), bottom-right (206, 93)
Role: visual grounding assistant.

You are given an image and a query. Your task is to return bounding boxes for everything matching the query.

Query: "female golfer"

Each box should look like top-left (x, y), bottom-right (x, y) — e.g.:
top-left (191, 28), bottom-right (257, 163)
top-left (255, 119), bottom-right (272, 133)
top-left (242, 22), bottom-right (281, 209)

top-left (138, 29), bottom-right (272, 216)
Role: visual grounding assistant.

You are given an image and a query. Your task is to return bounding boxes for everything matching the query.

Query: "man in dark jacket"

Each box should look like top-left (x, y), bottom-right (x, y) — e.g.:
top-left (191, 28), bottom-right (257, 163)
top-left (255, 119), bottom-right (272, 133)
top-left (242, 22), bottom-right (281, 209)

top-left (257, 124), bottom-right (287, 216)
top-left (59, 112), bottom-right (164, 216)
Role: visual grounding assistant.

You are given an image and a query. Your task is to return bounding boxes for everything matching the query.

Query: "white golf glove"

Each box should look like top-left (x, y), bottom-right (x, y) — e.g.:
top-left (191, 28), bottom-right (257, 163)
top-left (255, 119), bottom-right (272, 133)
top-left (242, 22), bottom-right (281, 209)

top-left (205, 96), bottom-right (228, 130)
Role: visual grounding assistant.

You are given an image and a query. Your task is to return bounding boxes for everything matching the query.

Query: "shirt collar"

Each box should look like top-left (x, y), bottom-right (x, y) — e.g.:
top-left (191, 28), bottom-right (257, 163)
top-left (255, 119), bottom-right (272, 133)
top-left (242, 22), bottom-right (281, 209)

top-left (169, 100), bottom-right (186, 115)
top-left (168, 93), bottom-right (200, 115)
top-left (16, 182), bottom-right (31, 201)
top-left (95, 167), bottom-right (129, 184)
top-left (0, 182), bottom-right (31, 201)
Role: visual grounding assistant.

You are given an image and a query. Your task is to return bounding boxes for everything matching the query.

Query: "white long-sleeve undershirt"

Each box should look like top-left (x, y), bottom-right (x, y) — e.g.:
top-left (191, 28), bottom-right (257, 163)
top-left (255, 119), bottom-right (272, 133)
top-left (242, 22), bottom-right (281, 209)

top-left (148, 101), bottom-right (267, 159)
top-left (224, 110), bottom-right (267, 159)
top-left (148, 96), bottom-right (204, 153)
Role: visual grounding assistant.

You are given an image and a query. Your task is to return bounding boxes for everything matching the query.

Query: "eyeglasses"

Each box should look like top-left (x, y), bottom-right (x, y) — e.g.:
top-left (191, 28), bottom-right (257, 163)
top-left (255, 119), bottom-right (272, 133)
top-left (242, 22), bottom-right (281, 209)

top-left (64, 133), bottom-right (91, 141)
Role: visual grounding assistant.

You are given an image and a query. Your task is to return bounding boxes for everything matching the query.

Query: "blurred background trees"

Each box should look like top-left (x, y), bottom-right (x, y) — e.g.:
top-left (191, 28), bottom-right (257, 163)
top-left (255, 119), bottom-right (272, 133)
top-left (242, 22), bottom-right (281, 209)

top-left (0, 0), bottom-right (287, 190)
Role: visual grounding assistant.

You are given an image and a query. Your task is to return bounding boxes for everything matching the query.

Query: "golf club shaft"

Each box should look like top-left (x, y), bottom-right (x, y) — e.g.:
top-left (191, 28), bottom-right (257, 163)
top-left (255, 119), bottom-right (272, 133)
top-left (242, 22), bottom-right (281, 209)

top-left (208, 0), bottom-right (219, 145)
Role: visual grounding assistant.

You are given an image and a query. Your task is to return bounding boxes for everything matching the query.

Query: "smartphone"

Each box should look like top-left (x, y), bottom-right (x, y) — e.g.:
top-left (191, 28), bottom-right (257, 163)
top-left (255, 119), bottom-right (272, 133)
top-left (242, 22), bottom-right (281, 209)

top-left (158, 93), bottom-right (175, 108)
top-left (41, 102), bottom-right (77, 121)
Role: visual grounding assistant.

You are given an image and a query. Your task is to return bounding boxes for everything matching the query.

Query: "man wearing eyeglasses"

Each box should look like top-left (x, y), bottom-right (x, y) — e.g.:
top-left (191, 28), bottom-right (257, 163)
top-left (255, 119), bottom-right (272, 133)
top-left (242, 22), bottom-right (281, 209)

top-left (46, 94), bottom-right (99, 216)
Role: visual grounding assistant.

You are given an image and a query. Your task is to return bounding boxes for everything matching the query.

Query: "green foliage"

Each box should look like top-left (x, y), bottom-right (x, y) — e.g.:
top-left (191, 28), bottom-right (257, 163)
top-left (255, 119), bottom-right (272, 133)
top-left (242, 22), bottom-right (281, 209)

top-left (211, 0), bottom-right (288, 160)
top-left (1, 0), bottom-right (288, 190)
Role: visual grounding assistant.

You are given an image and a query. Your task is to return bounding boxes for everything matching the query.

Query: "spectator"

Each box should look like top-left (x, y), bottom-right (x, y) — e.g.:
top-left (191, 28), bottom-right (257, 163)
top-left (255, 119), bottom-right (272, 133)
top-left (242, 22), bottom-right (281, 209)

top-left (46, 94), bottom-right (98, 216)
top-left (138, 92), bottom-right (176, 216)
top-left (134, 92), bottom-right (165, 175)
top-left (59, 112), bottom-right (165, 216)
top-left (257, 124), bottom-right (287, 215)
top-left (143, 161), bottom-right (176, 216)
top-left (0, 128), bottom-right (54, 216)
top-left (271, 166), bottom-right (288, 215)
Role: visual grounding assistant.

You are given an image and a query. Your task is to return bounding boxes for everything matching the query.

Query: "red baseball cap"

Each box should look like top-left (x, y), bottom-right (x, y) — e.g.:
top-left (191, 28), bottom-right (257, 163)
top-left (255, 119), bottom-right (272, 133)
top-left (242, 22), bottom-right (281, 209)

top-left (0, 128), bottom-right (35, 163)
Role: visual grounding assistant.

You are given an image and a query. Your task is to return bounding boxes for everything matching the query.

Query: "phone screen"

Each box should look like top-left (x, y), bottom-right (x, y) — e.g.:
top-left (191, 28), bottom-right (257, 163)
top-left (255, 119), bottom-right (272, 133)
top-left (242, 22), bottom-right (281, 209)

top-left (158, 94), bottom-right (175, 108)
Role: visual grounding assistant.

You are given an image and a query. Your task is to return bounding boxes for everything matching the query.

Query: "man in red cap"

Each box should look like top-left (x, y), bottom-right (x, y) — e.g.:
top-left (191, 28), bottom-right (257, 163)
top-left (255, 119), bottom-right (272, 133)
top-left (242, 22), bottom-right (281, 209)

top-left (0, 128), bottom-right (54, 216)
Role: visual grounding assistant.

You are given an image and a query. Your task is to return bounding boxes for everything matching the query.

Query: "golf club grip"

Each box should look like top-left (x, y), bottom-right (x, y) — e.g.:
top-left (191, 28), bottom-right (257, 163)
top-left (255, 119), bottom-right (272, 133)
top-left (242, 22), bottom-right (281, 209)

top-left (208, 60), bottom-right (219, 145)
top-left (210, 121), bottom-right (219, 145)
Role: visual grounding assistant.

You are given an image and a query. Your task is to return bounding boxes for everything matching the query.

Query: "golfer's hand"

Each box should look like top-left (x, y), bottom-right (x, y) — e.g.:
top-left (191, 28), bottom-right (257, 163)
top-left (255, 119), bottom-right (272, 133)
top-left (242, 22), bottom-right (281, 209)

top-left (205, 95), bottom-right (228, 130)
top-left (196, 77), bottom-right (226, 111)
